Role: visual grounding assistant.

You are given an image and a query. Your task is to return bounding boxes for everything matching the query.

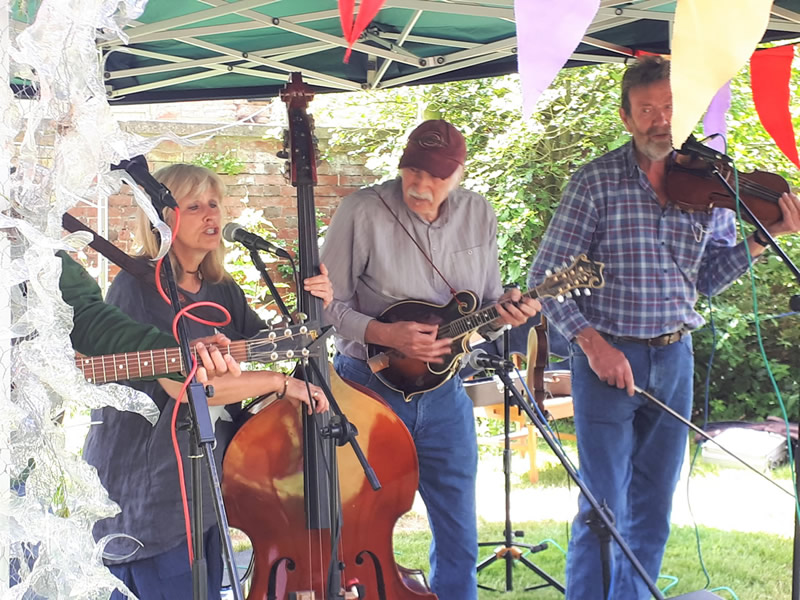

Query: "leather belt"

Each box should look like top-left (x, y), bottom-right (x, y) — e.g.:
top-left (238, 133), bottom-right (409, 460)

top-left (614, 329), bottom-right (687, 347)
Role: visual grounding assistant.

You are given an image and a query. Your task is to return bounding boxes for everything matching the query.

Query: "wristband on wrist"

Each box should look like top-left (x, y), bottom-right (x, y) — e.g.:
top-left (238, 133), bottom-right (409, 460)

top-left (276, 375), bottom-right (290, 399)
top-left (752, 229), bottom-right (770, 248)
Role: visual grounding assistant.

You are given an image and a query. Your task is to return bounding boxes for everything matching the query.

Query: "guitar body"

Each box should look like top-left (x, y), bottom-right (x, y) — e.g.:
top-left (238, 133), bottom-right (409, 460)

top-left (367, 291), bottom-right (479, 399)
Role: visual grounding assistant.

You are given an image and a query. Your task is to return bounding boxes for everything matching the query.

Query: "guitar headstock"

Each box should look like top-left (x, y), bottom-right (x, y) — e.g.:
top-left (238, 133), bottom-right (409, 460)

top-left (537, 254), bottom-right (605, 301)
top-left (247, 320), bottom-right (322, 363)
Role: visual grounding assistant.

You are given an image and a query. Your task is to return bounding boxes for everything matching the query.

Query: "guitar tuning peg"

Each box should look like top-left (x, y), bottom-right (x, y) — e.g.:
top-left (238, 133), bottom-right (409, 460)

top-left (565, 290), bottom-right (573, 298)
top-left (569, 255), bottom-right (575, 262)
top-left (557, 294), bottom-right (564, 302)
top-left (585, 289), bottom-right (591, 296)
top-left (561, 261), bottom-right (569, 268)
top-left (296, 312), bottom-right (308, 322)
top-left (545, 269), bottom-right (553, 276)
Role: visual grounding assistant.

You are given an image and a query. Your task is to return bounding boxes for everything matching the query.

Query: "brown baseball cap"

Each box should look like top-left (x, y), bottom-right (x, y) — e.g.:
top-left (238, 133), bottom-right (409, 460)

top-left (398, 119), bottom-right (466, 179)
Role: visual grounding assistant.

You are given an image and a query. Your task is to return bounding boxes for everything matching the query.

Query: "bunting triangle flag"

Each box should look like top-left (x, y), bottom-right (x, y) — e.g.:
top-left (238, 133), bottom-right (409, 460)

top-left (514, 0), bottom-right (600, 119)
top-left (751, 45), bottom-right (800, 169)
top-left (338, 0), bottom-right (387, 63)
top-left (670, 0), bottom-right (772, 148)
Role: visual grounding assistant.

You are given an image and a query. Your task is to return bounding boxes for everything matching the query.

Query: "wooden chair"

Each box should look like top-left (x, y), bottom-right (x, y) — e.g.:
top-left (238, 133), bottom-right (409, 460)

top-left (469, 328), bottom-right (575, 483)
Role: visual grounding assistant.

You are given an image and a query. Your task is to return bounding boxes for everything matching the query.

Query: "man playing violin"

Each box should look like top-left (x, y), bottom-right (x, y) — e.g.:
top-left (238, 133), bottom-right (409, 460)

top-left (321, 119), bottom-right (540, 600)
top-left (528, 55), bottom-right (800, 600)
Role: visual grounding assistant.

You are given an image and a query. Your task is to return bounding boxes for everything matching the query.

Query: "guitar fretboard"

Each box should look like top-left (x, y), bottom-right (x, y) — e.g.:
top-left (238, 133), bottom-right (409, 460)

top-left (76, 340), bottom-right (250, 384)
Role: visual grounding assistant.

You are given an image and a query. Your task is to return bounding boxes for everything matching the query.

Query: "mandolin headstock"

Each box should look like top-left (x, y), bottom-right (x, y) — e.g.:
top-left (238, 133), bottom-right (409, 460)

top-left (536, 254), bottom-right (605, 302)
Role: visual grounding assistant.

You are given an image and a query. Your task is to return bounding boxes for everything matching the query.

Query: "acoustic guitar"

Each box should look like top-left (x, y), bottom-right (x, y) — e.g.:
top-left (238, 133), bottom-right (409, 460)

top-left (366, 254), bottom-right (604, 399)
top-left (75, 322), bottom-right (320, 384)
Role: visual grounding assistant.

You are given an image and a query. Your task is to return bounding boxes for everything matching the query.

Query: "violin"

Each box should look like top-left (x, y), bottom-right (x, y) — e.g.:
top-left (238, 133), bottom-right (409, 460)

top-left (665, 153), bottom-right (790, 226)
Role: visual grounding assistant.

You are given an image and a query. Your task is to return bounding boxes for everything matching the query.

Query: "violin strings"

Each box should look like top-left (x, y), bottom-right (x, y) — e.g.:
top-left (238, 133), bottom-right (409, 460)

top-left (737, 180), bottom-right (781, 201)
top-left (725, 175), bottom-right (781, 202)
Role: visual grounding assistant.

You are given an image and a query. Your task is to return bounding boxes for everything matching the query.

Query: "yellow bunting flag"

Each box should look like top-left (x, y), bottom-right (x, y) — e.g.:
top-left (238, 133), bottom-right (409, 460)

top-left (670, 0), bottom-right (772, 148)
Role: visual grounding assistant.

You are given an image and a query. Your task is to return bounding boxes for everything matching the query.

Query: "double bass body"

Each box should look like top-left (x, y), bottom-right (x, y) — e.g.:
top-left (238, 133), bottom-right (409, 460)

top-left (222, 368), bottom-right (437, 600)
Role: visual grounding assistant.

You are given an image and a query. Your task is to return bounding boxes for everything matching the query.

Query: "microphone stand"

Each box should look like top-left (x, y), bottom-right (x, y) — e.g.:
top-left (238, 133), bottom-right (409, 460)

top-left (248, 248), bottom-right (294, 325)
top-left (476, 330), bottom-right (564, 594)
top-left (489, 361), bottom-right (666, 600)
top-left (118, 161), bottom-right (244, 600)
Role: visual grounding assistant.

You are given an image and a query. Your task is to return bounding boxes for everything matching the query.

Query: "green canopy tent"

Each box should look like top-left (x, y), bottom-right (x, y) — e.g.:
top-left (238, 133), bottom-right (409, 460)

top-left (12, 0), bottom-right (800, 104)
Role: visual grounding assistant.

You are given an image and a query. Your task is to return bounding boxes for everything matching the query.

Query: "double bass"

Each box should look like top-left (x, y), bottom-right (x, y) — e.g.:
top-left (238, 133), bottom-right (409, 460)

top-left (222, 73), bottom-right (437, 600)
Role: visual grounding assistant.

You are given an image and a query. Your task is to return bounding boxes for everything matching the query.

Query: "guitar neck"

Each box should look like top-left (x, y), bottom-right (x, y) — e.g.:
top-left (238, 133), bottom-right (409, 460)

top-left (76, 340), bottom-right (250, 384)
top-left (443, 289), bottom-right (540, 338)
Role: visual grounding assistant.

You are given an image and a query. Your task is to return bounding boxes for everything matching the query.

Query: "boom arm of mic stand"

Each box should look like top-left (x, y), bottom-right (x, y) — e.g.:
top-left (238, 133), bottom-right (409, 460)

top-left (249, 248), bottom-right (294, 324)
top-left (708, 165), bottom-right (800, 288)
top-left (493, 368), bottom-right (666, 600)
top-left (634, 386), bottom-right (793, 498)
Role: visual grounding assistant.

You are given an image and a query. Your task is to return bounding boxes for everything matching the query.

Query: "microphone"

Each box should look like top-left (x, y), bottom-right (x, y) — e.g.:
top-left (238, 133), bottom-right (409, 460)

top-left (222, 222), bottom-right (291, 259)
top-left (111, 155), bottom-right (178, 209)
top-left (677, 134), bottom-right (732, 165)
top-left (466, 349), bottom-right (515, 372)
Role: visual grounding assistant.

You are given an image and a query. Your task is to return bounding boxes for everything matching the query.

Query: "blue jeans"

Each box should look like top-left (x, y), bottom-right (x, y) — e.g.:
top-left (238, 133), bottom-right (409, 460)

top-left (109, 524), bottom-right (222, 600)
top-left (566, 335), bottom-right (693, 600)
top-left (334, 354), bottom-right (479, 600)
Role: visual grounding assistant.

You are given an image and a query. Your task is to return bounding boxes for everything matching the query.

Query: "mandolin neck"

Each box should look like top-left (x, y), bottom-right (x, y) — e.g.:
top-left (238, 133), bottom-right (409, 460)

top-left (441, 288), bottom-right (540, 338)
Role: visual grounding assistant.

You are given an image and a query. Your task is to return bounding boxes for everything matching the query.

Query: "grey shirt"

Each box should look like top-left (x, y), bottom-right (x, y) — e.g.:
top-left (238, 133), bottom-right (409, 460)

top-left (321, 177), bottom-right (504, 360)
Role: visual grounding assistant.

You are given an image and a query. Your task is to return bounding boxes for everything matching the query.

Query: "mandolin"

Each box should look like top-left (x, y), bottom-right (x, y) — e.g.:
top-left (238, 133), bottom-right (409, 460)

top-left (366, 254), bottom-right (604, 399)
top-left (75, 322), bottom-right (320, 384)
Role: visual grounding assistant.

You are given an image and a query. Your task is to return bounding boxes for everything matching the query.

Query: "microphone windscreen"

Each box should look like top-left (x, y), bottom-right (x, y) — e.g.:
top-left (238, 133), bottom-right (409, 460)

top-left (467, 349), bottom-right (488, 370)
top-left (222, 222), bottom-right (241, 243)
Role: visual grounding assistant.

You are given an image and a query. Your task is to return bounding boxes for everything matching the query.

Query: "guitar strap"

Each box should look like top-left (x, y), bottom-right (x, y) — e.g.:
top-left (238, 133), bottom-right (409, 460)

top-left (376, 191), bottom-right (464, 306)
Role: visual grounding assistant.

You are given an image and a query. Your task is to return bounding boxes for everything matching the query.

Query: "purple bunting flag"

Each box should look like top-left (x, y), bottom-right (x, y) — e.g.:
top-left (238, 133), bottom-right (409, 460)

top-left (702, 81), bottom-right (731, 153)
top-left (514, 0), bottom-right (600, 118)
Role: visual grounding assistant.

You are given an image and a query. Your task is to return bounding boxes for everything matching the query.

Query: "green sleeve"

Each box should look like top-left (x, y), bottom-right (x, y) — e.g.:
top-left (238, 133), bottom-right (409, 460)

top-left (58, 251), bottom-right (178, 377)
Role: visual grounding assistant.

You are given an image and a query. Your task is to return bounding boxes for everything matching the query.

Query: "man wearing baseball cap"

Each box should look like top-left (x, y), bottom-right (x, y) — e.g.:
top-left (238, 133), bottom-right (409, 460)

top-left (321, 119), bottom-right (540, 600)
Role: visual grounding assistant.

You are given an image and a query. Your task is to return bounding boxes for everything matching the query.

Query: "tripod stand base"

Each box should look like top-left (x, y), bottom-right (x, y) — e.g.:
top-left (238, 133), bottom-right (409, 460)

top-left (672, 592), bottom-right (723, 599)
top-left (476, 543), bottom-right (565, 594)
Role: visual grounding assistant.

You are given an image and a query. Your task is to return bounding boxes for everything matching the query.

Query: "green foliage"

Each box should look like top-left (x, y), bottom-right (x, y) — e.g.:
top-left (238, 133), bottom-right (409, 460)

top-left (191, 149), bottom-right (245, 175)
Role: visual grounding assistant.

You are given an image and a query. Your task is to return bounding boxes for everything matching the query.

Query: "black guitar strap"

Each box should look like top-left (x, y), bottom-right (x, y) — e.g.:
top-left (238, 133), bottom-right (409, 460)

top-left (376, 191), bottom-right (465, 306)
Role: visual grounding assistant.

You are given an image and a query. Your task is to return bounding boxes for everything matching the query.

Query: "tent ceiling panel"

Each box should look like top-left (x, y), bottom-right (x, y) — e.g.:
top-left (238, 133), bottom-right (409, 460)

top-left (12, 0), bottom-right (800, 104)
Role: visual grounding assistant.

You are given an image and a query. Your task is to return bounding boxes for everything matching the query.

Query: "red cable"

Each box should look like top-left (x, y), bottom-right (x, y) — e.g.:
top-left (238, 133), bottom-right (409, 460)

top-left (153, 206), bottom-right (232, 565)
top-left (171, 357), bottom-right (199, 563)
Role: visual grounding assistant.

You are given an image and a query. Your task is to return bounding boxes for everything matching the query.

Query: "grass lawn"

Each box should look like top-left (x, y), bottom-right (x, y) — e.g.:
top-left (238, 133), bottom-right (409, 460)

top-left (393, 520), bottom-right (792, 599)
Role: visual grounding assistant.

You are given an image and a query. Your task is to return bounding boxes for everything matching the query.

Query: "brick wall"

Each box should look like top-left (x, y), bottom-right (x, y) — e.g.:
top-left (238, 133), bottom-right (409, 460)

top-left (66, 119), bottom-right (381, 286)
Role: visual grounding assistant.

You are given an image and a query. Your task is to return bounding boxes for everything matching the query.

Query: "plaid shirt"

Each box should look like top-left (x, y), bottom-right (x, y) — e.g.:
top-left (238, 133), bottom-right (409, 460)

top-left (528, 141), bottom-right (754, 342)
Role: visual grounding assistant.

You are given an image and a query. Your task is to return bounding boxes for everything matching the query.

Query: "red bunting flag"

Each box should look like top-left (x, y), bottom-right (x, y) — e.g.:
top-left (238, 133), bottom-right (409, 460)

top-left (338, 0), bottom-right (387, 63)
top-left (750, 45), bottom-right (800, 169)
